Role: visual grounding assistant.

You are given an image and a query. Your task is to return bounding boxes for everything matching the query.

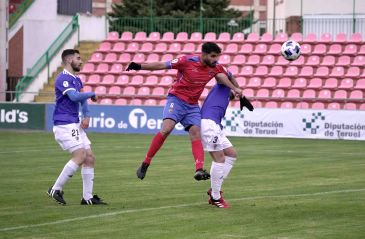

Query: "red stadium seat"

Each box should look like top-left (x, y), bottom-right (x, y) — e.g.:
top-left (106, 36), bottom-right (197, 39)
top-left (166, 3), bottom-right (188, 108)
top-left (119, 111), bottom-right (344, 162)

top-left (236, 77), bottom-right (246, 87)
top-left (281, 102), bottom-right (294, 108)
top-left (312, 102), bottom-right (325, 109)
top-left (146, 53), bottom-right (160, 63)
top-left (336, 55), bottom-right (351, 66)
top-left (130, 99), bottom-right (143, 105)
top-left (102, 74), bottom-right (115, 85)
top-left (132, 53), bottom-right (145, 63)
top-left (89, 53), bottom-right (103, 63)
top-left (354, 78), bottom-right (365, 89)
top-left (219, 54), bottom-right (230, 65)
top-left (134, 32), bottom-right (147, 42)
top-left (107, 31), bottom-right (119, 42)
top-left (168, 43), bottom-right (182, 53)
top-left (302, 89), bottom-right (316, 99)
top-left (240, 66), bottom-right (254, 77)
top-left (267, 44), bottom-right (281, 54)
top-left (338, 78), bottom-right (354, 89)
top-left (274, 32), bottom-right (288, 43)
top-left (284, 66), bottom-right (298, 77)
top-left (290, 55), bottom-right (305, 66)
top-left (313, 66), bottom-right (329, 77)
top-left (225, 43), bottom-right (238, 54)
top-left (345, 67), bottom-right (361, 78)
top-left (181, 43), bottom-right (196, 53)
top-left (349, 32), bottom-right (362, 43)
top-left (262, 77), bottom-right (276, 89)
top-left (80, 63), bottom-right (95, 73)
top-left (256, 88), bottom-right (269, 98)
top-left (97, 42), bottom-right (111, 52)
top-left (189, 32), bottom-right (202, 42)
top-left (318, 89), bottom-right (332, 99)
top-left (349, 90), bottom-right (363, 99)
top-left (254, 44), bottom-right (267, 54)
top-left (239, 44), bottom-right (253, 54)
top-left (175, 32), bottom-right (188, 42)
top-left (232, 55), bottom-right (246, 65)
top-left (344, 103), bottom-right (357, 110)
top-left (291, 32), bottom-right (303, 42)
top-left (272, 89), bottom-right (285, 98)
top-left (232, 32), bottom-right (244, 42)
top-left (217, 32), bottom-right (231, 43)
top-left (161, 53), bottom-right (174, 62)
top-left (125, 43), bottom-right (139, 52)
top-left (246, 55), bottom-right (260, 65)
top-left (95, 63), bottom-right (109, 74)
top-left (144, 99), bottom-right (157, 106)
top-left (115, 98), bottom-right (128, 105)
top-left (203, 32), bottom-right (216, 42)
top-left (155, 43), bottom-right (168, 53)
top-left (306, 55), bottom-right (320, 66)
top-left (161, 32), bottom-right (174, 42)
top-left (87, 74), bottom-right (100, 85)
top-left (312, 44), bottom-right (326, 55)
top-left (335, 33), bottom-right (347, 43)
top-left (321, 55), bottom-right (336, 66)
top-left (296, 102), bottom-right (309, 109)
top-left (111, 42), bottom-right (125, 52)
top-left (110, 64), bottom-right (123, 74)
top-left (247, 77), bottom-right (261, 88)
top-left (300, 44), bottom-right (312, 55)
top-left (353, 56), bottom-right (365, 66)
top-left (148, 32), bottom-right (161, 42)
top-left (261, 55), bottom-right (275, 65)
top-left (123, 86), bottom-right (136, 95)
top-left (343, 44), bottom-right (357, 55)
top-left (144, 75), bottom-right (159, 86)
top-left (329, 67), bottom-right (345, 78)
top-left (260, 33), bottom-right (273, 42)
top-left (118, 53), bottom-right (131, 63)
top-left (255, 66), bottom-right (268, 77)
top-left (159, 76), bottom-right (173, 87)
top-left (78, 74), bottom-right (86, 83)
top-left (140, 42), bottom-right (154, 53)
top-left (242, 88), bottom-right (254, 97)
top-left (228, 65), bottom-right (239, 75)
top-left (292, 78), bottom-right (307, 89)
top-left (104, 53), bottom-right (117, 63)
top-left (276, 55), bottom-right (289, 65)
top-left (277, 77), bottom-right (291, 89)
top-left (152, 87), bottom-right (165, 96)
top-left (120, 31), bottom-right (133, 42)
top-left (328, 44), bottom-right (342, 55)
top-left (108, 86), bottom-right (121, 95)
top-left (83, 85), bottom-right (93, 93)
top-left (137, 86), bottom-right (151, 96)
top-left (100, 98), bottom-right (113, 105)
top-left (359, 45), bottom-right (365, 54)
top-left (334, 90), bottom-right (347, 99)
top-left (327, 102), bottom-right (341, 110)
top-left (269, 66), bottom-right (284, 77)
top-left (307, 78), bottom-right (322, 89)
top-left (303, 33), bottom-right (317, 43)
top-left (130, 75), bottom-right (144, 86)
top-left (95, 86), bottom-right (107, 95)
top-left (318, 33), bottom-right (332, 43)
top-left (265, 101), bottom-right (278, 108)
top-left (246, 32), bottom-right (260, 42)
top-left (115, 75), bottom-right (129, 86)
top-left (323, 78), bottom-right (338, 89)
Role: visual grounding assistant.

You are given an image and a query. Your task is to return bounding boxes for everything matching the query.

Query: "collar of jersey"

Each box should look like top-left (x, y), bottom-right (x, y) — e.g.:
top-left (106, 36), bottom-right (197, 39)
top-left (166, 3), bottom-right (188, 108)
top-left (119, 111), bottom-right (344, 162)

top-left (63, 69), bottom-right (77, 79)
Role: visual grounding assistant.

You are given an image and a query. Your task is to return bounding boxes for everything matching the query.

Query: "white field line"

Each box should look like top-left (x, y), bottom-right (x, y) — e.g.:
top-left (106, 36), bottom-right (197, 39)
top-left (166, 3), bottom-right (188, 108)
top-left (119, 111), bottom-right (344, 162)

top-left (0, 188), bottom-right (364, 232)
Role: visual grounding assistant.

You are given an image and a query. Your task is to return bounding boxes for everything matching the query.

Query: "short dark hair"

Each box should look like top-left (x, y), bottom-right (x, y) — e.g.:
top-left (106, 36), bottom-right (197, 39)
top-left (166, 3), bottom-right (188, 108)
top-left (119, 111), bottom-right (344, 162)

top-left (202, 42), bottom-right (221, 54)
top-left (61, 49), bottom-right (80, 62)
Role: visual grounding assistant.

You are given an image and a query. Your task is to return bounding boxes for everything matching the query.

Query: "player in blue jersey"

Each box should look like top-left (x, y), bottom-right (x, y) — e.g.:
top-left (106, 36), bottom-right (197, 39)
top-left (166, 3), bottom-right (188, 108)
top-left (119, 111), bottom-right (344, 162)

top-left (47, 49), bottom-right (106, 205)
top-left (201, 72), bottom-right (240, 208)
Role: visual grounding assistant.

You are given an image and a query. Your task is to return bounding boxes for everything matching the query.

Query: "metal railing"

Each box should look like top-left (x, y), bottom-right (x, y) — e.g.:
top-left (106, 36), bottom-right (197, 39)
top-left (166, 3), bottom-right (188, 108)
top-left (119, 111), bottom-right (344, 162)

top-left (9, 0), bottom-right (34, 29)
top-left (15, 15), bottom-right (79, 102)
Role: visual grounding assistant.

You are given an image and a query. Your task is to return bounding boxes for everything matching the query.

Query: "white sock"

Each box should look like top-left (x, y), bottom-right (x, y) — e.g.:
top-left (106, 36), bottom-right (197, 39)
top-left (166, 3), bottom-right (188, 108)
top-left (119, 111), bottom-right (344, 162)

top-left (82, 167), bottom-right (94, 200)
top-left (52, 160), bottom-right (79, 190)
top-left (210, 162), bottom-right (224, 200)
top-left (223, 156), bottom-right (236, 179)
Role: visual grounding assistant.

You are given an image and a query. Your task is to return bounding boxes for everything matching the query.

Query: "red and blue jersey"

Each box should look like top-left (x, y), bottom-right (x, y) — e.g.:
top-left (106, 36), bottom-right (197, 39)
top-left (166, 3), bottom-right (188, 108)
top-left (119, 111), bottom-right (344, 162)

top-left (165, 55), bottom-right (228, 104)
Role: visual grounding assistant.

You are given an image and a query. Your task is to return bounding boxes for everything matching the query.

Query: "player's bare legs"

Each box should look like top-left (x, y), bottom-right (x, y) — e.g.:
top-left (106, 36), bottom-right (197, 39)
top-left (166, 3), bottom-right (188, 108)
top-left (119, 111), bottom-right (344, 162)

top-left (136, 119), bottom-right (175, 180)
top-left (188, 125), bottom-right (210, 181)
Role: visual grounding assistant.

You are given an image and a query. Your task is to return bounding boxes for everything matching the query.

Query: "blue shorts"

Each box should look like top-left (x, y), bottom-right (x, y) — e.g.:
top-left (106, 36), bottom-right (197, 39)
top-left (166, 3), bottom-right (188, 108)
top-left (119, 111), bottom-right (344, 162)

top-left (163, 94), bottom-right (201, 131)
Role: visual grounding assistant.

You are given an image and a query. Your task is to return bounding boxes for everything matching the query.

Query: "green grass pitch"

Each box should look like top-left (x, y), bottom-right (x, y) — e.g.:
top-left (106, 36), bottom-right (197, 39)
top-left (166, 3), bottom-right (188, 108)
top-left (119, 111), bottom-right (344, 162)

top-left (0, 131), bottom-right (364, 239)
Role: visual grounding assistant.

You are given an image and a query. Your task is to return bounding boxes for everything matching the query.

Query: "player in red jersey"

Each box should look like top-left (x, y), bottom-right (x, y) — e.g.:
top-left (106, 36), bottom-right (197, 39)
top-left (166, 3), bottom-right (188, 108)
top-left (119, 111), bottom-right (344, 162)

top-left (126, 42), bottom-right (242, 181)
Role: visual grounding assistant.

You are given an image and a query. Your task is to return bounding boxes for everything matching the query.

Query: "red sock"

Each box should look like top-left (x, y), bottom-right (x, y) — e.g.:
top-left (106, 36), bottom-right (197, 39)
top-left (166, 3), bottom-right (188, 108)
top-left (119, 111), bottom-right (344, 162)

top-left (144, 132), bottom-right (167, 165)
top-left (191, 140), bottom-right (204, 171)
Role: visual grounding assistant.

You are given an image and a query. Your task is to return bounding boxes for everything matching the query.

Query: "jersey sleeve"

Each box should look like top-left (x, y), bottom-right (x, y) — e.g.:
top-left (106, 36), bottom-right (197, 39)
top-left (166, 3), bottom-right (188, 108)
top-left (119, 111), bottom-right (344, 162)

top-left (56, 75), bottom-right (77, 95)
top-left (215, 64), bottom-right (230, 76)
top-left (165, 56), bottom-right (187, 70)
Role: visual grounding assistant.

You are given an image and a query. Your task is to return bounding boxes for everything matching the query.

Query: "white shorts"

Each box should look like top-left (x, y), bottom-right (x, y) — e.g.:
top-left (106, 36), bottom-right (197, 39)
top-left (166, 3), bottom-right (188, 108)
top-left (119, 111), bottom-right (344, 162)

top-left (201, 119), bottom-right (232, 152)
top-left (53, 123), bottom-right (91, 153)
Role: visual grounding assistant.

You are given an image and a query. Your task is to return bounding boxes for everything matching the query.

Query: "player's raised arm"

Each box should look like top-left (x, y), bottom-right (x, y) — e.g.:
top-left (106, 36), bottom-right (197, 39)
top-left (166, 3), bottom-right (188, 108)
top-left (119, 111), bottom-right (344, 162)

top-left (126, 62), bottom-right (168, 71)
top-left (215, 72), bottom-right (242, 97)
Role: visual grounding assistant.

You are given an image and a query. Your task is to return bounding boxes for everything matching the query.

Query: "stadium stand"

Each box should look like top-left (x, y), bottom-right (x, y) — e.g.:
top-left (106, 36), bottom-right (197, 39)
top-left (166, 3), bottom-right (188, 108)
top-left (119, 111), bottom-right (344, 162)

top-left (78, 31), bottom-right (364, 109)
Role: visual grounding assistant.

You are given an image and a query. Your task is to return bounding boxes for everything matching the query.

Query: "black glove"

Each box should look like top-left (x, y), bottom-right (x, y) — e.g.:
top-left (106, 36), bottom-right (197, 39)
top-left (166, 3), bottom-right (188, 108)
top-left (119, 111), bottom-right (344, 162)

top-left (240, 96), bottom-right (254, 111)
top-left (126, 62), bottom-right (141, 71)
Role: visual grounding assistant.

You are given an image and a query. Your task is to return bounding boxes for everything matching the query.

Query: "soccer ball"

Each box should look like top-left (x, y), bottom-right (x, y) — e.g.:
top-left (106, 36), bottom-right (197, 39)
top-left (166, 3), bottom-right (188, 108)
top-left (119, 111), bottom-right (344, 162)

top-left (281, 40), bottom-right (301, 61)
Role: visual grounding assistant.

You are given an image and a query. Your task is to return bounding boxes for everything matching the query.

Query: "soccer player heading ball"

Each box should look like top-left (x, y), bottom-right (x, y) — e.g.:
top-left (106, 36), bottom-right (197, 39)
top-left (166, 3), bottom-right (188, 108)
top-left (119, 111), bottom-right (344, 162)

top-left (126, 42), bottom-right (242, 181)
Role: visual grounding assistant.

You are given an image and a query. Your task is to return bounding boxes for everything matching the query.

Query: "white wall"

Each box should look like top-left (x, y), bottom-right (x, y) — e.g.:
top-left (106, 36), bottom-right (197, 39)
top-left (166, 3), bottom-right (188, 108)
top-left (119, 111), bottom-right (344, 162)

top-left (79, 14), bottom-right (107, 42)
